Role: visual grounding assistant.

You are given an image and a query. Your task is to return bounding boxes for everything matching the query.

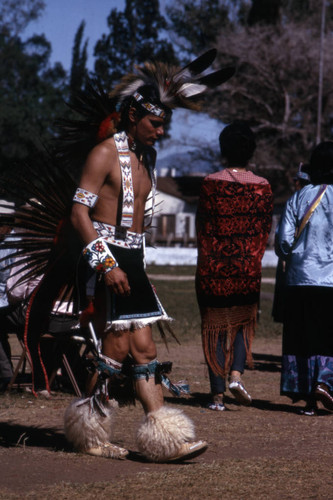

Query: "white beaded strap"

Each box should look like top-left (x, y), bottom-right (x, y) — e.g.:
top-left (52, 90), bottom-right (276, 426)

top-left (114, 132), bottom-right (134, 228)
top-left (73, 187), bottom-right (98, 208)
top-left (82, 237), bottom-right (118, 274)
top-left (149, 161), bottom-right (156, 220)
top-left (144, 154), bottom-right (157, 227)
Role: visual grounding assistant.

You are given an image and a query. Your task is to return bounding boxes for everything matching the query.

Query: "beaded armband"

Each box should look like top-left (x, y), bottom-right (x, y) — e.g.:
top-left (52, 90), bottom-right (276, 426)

top-left (73, 187), bottom-right (98, 208)
top-left (82, 237), bottom-right (118, 274)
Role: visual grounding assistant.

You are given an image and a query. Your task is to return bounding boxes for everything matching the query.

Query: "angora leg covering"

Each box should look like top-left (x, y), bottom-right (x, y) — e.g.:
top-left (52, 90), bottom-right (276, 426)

top-left (136, 406), bottom-right (195, 462)
top-left (64, 398), bottom-right (118, 452)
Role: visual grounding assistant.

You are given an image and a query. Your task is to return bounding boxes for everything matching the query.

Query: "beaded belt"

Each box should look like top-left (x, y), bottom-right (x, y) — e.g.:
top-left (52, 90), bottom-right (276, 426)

top-left (92, 221), bottom-right (143, 249)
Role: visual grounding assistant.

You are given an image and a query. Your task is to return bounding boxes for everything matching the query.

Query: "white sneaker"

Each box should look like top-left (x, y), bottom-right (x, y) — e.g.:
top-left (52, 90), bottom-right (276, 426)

top-left (207, 402), bottom-right (226, 411)
top-left (229, 380), bottom-right (252, 405)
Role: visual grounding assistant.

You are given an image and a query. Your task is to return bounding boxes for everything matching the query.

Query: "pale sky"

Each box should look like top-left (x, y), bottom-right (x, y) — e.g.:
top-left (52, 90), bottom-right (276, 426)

top-left (24, 0), bottom-right (170, 71)
top-left (24, 0), bottom-right (126, 70)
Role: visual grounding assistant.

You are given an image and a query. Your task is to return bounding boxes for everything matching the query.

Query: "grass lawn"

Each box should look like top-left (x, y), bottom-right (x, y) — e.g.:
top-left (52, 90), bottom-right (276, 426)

top-left (147, 265), bottom-right (282, 343)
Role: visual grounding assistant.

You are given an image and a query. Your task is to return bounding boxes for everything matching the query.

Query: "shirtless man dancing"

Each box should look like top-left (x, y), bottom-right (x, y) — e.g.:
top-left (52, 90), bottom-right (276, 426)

top-left (64, 83), bottom-right (208, 463)
top-left (62, 49), bottom-right (234, 462)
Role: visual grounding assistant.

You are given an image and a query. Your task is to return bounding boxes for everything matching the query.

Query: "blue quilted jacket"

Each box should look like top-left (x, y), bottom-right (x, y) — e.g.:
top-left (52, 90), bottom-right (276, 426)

top-left (275, 184), bottom-right (333, 287)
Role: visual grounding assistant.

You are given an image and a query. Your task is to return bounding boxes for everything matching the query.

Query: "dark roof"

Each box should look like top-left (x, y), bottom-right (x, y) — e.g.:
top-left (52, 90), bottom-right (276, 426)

top-left (156, 175), bottom-right (205, 204)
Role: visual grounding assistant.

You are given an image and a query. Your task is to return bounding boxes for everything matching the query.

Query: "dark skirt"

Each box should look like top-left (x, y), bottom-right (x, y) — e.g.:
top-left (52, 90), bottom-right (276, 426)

top-left (94, 244), bottom-right (169, 331)
top-left (281, 286), bottom-right (333, 398)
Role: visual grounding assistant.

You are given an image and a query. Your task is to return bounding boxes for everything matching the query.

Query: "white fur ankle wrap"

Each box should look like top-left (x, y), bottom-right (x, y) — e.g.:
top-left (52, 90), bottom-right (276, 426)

top-left (136, 406), bottom-right (195, 462)
top-left (64, 398), bottom-right (118, 452)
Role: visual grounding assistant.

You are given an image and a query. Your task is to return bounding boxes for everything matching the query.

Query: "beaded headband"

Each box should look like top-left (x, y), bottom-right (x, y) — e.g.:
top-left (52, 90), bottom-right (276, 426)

top-left (133, 91), bottom-right (166, 118)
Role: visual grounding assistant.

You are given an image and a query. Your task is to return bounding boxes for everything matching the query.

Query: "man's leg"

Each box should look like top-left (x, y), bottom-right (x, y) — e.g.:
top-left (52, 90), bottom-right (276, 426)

top-left (64, 328), bottom-right (130, 459)
top-left (229, 329), bottom-right (252, 405)
top-left (207, 333), bottom-right (226, 411)
top-left (130, 326), bottom-right (208, 462)
top-left (129, 325), bottom-right (163, 413)
top-left (65, 321), bottom-right (207, 461)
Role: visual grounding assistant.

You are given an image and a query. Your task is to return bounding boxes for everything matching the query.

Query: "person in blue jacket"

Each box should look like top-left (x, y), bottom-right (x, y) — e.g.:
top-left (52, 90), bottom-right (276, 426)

top-left (275, 141), bottom-right (333, 416)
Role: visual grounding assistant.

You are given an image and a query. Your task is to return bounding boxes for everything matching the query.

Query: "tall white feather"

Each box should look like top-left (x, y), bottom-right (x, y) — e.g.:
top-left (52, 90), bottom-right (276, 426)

top-left (178, 82), bottom-right (208, 97)
top-left (118, 79), bottom-right (145, 101)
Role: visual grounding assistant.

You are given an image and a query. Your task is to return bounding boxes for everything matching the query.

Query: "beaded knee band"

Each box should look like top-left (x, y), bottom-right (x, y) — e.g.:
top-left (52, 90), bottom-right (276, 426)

top-left (97, 354), bottom-right (123, 378)
top-left (132, 359), bottom-right (159, 381)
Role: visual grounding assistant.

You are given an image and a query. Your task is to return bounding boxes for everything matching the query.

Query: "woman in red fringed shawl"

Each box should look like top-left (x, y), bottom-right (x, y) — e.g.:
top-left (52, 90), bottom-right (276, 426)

top-left (196, 121), bottom-right (273, 411)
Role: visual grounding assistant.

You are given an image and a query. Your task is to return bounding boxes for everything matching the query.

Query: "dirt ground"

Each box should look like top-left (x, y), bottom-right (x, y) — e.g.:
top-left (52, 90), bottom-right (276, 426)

top-left (0, 336), bottom-right (332, 500)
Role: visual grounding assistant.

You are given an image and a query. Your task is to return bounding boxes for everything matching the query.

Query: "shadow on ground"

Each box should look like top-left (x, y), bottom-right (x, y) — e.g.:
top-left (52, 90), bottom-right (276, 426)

top-left (164, 393), bottom-right (299, 414)
top-left (252, 352), bottom-right (281, 372)
top-left (0, 422), bottom-right (68, 450)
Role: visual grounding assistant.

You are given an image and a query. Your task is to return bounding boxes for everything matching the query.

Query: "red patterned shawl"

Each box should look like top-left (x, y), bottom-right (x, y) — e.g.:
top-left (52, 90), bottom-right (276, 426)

top-left (196, 178), bottom-right (273, 304)
top-left (196, 178), bottom-right (273, 376)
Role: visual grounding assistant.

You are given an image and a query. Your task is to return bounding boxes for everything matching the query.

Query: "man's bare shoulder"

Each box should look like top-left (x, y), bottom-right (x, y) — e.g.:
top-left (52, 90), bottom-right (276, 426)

top-left (84, 137), bottom-right (118, 172)
top-left (90, 137), bottom-right (117, 161)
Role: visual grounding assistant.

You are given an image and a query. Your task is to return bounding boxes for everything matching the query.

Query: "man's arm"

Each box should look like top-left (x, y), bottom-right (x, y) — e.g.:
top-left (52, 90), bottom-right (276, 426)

top-left (275, 196), bottom-right (297, 260)
top-left (71, 144), bottom-right (111, 244)
top-left (71, 143), bottom-right (131, 296)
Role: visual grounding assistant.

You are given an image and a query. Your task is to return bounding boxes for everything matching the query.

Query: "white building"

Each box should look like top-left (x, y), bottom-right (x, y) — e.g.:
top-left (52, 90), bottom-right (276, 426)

top-left (147, 176), bottom-right (204, 247)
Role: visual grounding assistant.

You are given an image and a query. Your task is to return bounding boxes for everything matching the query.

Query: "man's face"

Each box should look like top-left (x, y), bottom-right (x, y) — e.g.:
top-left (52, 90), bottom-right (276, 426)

top-left (135, 113), bottom-right (165, 146)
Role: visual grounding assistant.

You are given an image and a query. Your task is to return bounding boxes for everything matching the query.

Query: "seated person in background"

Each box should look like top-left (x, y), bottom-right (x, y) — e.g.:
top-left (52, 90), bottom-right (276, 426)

top-left (6, 254), bottom-right (85, 397)
top-left (0, 201), bottom-right (18, 391)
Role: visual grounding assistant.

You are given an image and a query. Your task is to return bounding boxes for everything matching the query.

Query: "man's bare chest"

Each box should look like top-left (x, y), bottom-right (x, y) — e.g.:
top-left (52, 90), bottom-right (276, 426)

top-left (130, 156), bottom-right (152, 197)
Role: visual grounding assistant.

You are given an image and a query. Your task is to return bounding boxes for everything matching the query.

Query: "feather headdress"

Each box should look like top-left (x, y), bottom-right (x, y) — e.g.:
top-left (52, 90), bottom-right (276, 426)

top-left (55, 49), bottom-right (234, 169)
top-left (112, 48), bottom-right (234, 112)
top-left (0, 157), bottom-right (84, 395)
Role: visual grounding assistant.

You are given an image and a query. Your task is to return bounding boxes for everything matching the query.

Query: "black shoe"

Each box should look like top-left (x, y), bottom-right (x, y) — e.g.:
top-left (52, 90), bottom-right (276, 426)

top-left (314, 383), bottom-right (333, 411)
top-left (0, 377), bottom-right (11, 392)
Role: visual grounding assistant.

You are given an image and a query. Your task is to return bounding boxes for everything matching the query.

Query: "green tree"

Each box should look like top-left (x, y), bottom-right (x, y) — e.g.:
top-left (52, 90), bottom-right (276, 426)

top-left (281, 0), bottom-right (333, 23)
top-left (93, 0), bottom-right (178, 88)
top-left (0, 0), bottom-right (45, 37)
top-left (247, 0), bottom-right (281, 26)
top-left (166, 0), bottom-right (233, 56)
top-left (0, 0), bottom-right (67, 170)
top-left (247, 0), bottom-right (333, 27)
top-left (69, 21), bottom-right (88, 96)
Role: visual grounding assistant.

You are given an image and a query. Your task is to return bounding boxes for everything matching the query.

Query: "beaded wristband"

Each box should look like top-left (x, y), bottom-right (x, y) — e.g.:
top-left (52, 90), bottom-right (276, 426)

top-left (73, 187), bottom-right (98, 208)
top-left (82, 237), bottom-right (118, 274)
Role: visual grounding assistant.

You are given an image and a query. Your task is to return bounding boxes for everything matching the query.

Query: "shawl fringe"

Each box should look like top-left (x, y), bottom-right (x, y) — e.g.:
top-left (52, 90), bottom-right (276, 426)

top-left (201, 304), bottom-right (257, 377)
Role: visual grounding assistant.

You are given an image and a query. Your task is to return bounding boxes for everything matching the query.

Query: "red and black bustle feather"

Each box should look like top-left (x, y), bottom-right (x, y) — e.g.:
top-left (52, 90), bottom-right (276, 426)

top-left (0, 156), bottom-right (84, 395)
top-left (54, 81), bottom-right (119, 172)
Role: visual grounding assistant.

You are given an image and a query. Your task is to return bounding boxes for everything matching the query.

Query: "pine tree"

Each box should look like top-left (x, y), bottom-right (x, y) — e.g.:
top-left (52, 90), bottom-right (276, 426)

top-left (166, 0), bottom-right (233, 56)
top-left (70, 21), bottom-right (88, 96)
top-left (247, 0), bottom-right (281, 26)
top-left (0, 0), bottom-right (67, 169)
top-left (93, 0), bottom-right (178, 88)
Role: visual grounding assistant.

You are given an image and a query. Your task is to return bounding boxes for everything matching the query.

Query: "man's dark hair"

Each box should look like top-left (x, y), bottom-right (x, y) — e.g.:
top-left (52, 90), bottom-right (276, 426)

top-left (308, 141), bottom-right (333, 185)
top-left (219, 121), bottom-right (256, 167)
top-left (118, 84), bottom-right (172, 130)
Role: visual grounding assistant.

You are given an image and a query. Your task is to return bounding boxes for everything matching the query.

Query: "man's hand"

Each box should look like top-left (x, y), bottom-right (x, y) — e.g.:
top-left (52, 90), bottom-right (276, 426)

top-left (104, 267), bottom-right (131, 296)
